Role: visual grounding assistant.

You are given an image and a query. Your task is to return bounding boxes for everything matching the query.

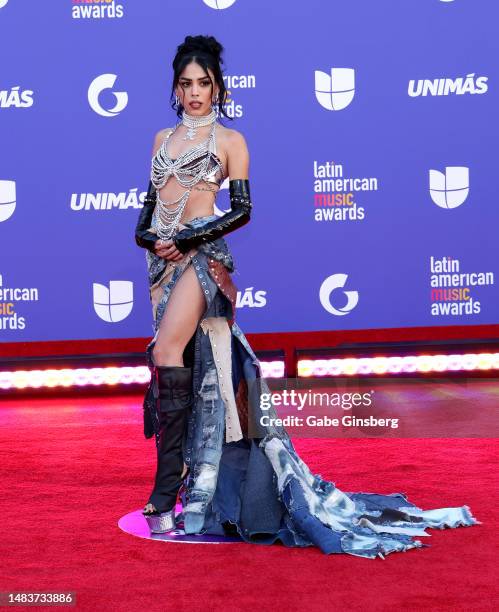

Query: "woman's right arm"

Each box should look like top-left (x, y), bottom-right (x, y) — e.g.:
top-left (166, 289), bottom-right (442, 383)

top-left (134, 130), bottom-right (169, 252)
top-left (134, 179), bottom-right (161, 252)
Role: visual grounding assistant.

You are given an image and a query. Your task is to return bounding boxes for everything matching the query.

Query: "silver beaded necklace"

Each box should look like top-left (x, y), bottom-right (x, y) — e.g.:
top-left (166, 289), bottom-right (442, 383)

top-left (182, 109), bottom-right (217, 140)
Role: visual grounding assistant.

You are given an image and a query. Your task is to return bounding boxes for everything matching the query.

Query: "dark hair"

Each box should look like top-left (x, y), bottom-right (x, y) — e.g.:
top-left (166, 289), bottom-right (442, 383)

top-left (170, 35), bottom-right (232, 121)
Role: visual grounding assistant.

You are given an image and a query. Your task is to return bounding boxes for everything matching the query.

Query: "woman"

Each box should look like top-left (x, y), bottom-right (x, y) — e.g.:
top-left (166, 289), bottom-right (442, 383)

top-left (134, 35), bottom-right (479, 559)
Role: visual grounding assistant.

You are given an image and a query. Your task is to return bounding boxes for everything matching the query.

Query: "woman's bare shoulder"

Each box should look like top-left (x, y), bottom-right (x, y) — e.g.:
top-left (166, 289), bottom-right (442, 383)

top-left (217, 125), bottom-right (246, 142)
top-left (217, 126), bottom-right (249, 178)
top-left (217, 125), bottom-right (248, 154)
top-left (151, 127), bottom-right (174, 156)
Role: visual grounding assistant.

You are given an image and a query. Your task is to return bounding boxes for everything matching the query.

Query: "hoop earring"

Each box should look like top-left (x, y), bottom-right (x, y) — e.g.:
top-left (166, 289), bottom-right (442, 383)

top-left (212, 94), bottom-right (219, 115)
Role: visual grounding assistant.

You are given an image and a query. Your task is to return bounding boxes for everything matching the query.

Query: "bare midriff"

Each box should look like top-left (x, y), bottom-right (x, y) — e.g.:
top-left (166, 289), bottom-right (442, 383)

top-left (157, 177), bottom-right (221, 229)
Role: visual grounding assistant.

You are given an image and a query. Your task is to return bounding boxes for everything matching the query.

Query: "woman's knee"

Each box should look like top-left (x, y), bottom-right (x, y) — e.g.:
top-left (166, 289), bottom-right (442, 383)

top-left (152, 337), bottom-right (183, 366)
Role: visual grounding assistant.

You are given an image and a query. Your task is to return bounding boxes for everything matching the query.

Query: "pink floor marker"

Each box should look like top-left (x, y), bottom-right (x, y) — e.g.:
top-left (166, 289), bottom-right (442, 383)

top-left (118, 503), bottom-right (243, 544)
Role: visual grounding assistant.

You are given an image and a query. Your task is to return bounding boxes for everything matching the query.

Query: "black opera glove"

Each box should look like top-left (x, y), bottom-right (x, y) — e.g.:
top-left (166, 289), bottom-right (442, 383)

top-left (134, 180), bottom-right (160, 252)
top-left (173, 179), bottom-right (252, 254)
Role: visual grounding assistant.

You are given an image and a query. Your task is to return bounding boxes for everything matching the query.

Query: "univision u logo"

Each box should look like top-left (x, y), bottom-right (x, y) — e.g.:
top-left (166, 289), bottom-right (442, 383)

top-left (315, 68), bottom-right (355, 111)
top-left (429, 166), bottom-right (469, 209)
top-left (0, 180), bottom-right (16, 222)
top-left (203, 0), bottom-right (237, 8)
top-left (93, 281), bottom-right (133, 322)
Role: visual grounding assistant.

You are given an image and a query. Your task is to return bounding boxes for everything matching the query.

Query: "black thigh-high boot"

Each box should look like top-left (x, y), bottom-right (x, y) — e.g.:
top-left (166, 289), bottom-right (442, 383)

top-left (143, 365), bottom-right (192, 533)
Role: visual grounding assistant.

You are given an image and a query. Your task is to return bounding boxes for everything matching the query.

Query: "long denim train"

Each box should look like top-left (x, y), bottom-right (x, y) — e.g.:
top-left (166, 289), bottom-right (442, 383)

top-left (140, 215), bottom-right (480, 559)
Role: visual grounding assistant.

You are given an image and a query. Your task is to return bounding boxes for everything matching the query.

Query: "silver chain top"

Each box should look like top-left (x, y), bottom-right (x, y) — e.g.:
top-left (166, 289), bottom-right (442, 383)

top-left (150, 120), bottom-right (218, 240)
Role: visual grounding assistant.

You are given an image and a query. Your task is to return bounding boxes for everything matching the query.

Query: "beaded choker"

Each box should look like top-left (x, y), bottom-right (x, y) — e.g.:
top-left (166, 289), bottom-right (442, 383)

top-left (181, 109), bottom-right (217, 140)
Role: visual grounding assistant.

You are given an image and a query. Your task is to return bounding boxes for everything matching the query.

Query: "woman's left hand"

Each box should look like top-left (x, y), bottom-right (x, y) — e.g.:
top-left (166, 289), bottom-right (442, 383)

top-left (155, 239), bottom-right (184, 261)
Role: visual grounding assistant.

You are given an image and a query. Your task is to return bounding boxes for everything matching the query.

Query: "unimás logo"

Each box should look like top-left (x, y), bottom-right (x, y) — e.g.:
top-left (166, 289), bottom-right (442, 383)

top-left (0, 180), bottom-right (16, 222)
top-left (236, 287), bottom-right (267, 308)
top-left (71, 186), bottom-right (145, 211)
top-left (71, 0), bottom-right (124, 19)
top-left (429, 166), bottom-right (469, 209)
top-left (203, 0), bottom-right (237, 9)
top-left (315, 68), bottom-right (355, 111)
top-left (88, 74), bottom-right (128, 117)
top-left (408, 73), bottom-right (488, 97)
top-left (93, 281), bottom-right (133, 322)
top-left (319, 274), bottom-right (359, 316)
top-left (0, 86), bottom-right (34, 108)
top-left (71, 180), bottom-right (230, 212)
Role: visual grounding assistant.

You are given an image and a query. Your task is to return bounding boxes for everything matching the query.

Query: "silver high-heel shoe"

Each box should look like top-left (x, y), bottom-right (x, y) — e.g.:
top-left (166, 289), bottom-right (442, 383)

top-left (143, 506), bottom-right (177, 534)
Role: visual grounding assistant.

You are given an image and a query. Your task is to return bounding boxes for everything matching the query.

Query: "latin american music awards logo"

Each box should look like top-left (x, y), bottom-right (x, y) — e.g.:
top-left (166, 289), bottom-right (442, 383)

top-left (0, 272), bottom-right (39, 331)
top-left (71, 0), bottom-right (125, 19)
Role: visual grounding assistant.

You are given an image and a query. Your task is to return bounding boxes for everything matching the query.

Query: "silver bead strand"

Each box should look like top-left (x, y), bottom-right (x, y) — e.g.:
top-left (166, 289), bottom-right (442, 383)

top-left (153, 190), bottom-right (190, 240)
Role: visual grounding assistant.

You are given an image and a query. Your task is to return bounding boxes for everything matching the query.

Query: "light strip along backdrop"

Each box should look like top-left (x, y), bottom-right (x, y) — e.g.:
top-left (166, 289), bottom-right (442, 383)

top-left (0, 0), bottom-right (497, 343)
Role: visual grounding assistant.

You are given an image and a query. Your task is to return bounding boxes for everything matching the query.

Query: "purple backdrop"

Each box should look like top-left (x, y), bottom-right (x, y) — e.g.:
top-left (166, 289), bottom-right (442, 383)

top-left (0, 0), bottom-right (497, 343)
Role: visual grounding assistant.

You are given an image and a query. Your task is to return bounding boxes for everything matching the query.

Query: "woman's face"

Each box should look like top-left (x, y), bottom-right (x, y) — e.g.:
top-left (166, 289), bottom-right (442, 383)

top-left (176, 61), bottom-right (219, 116)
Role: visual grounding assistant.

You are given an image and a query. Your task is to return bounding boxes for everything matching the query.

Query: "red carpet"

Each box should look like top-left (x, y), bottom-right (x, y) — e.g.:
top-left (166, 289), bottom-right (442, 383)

top-left (1, 393), bottom-right (497, 611)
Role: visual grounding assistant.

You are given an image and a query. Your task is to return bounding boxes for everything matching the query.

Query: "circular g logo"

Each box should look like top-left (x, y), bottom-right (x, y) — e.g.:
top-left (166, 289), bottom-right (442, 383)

top-left (319, 273), bottom-right (359, 316)
top-left (88, 74), bottom-right (128, 117)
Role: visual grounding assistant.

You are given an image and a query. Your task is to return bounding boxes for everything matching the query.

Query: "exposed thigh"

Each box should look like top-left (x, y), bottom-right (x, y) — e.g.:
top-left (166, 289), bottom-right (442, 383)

top-left (155, 263), bottom-right (206, 348)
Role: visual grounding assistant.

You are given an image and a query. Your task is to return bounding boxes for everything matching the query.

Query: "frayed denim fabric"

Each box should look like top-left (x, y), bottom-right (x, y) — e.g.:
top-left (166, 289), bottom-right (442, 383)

top-left (140, 216), bottom-right (480, 559)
